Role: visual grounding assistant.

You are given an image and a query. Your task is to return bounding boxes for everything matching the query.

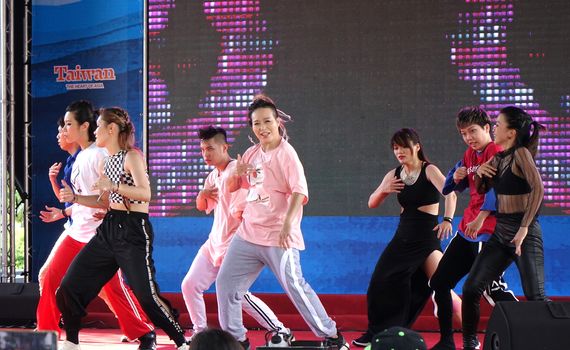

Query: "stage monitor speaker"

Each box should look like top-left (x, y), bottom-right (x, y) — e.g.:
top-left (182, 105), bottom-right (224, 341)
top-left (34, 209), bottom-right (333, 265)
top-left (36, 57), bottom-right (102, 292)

top-left (484, 301), bottom-right (570, 350)
top-left (0, 283), bottom-right (40, 327)
top-left (0, 330), bottom-right (57, 350)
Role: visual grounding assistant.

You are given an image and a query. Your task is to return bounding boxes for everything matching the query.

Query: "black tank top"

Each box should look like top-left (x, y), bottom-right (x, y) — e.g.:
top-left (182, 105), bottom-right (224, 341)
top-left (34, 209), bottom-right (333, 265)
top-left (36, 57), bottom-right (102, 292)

top-left (395, 162), bottom-right (440, 209)
top-left (493, 150), bottom-right (532, 195)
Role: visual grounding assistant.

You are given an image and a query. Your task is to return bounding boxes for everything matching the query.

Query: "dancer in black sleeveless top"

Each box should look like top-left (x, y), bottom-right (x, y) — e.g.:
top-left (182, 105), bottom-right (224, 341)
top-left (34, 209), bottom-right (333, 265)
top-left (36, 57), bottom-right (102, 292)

top-left (462, 106), bottom-right (548, 350)
top-left (353, 128), bottom-right (457, 347)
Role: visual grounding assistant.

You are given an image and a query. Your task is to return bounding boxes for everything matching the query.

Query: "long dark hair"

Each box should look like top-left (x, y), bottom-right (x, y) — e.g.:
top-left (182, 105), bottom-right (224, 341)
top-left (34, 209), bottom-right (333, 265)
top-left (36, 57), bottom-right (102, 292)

top-left (499, 106), bottom-right (545, 158)
top-left (66, 100), bottom-right (96, 141)
top-left (390, 128), bottom-right (429, 162)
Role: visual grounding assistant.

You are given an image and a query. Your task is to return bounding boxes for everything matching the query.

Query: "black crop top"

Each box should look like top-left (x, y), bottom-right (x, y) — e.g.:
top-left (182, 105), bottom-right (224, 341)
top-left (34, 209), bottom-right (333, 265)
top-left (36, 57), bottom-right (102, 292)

top-left (395, 162), bottom-right (440, 209)
top-left (475, 146), bottom-right (543, 227)
top-left (492, 151), bottom-right (532, 195)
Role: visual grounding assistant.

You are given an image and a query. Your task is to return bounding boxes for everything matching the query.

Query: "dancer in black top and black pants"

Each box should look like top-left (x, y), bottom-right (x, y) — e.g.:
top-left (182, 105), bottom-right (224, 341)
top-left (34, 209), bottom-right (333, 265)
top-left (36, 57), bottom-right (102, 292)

top-left (462, 106), bottom-right (548, 350)
top-left (353, 128), bottom-right (457, 347)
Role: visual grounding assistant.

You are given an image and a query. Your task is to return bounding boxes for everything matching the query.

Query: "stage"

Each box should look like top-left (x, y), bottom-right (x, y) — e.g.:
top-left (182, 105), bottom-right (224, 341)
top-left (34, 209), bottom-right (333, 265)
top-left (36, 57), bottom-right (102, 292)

top-left (0, 328), bottom-right (482, 349)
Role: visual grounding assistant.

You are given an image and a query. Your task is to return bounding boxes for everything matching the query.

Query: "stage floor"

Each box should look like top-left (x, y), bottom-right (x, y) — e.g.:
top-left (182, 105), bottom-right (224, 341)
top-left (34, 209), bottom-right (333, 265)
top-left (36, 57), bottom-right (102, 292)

top-left (37, 328), bottom-right (483, 349)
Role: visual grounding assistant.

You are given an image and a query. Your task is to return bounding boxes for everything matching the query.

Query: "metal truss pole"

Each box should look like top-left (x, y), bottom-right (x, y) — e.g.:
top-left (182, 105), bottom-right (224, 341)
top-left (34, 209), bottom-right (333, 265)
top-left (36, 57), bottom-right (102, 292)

top-left (8, 0), bottom-right (15, 283)
top-left (23, 0), bottom-right (31, 282)
top-left (0, 0), bottom-right (8, 283)
top-left (0, 0), bottom-right (17, 283)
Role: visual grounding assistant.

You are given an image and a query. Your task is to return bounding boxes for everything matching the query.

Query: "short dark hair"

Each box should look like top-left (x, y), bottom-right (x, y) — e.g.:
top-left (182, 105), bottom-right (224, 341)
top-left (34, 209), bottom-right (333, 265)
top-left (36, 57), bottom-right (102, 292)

top-left (456, 106), bottom-right (491, 129)
top-left (189, 329), bottom-right (242, 350)
top-left (198, 126), bottom-right (227, 143)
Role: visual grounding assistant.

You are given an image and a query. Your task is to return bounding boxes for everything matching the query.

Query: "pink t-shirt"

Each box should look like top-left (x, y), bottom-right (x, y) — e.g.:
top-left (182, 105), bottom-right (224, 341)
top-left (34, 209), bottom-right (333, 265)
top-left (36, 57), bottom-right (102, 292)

top-left (200, 160), bottom-right (247, 267)
top-left (236, 139), bottom-right (309, 250)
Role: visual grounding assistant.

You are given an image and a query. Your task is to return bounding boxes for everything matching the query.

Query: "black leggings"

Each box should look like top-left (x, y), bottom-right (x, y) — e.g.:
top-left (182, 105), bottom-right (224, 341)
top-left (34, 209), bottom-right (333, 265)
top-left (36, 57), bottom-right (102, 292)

top-left (430, 234), bottom-right (517, 338)
top-left (56, 210), bottom-right (186, 346)
top-left (461, 219), bottom-right (547, 337)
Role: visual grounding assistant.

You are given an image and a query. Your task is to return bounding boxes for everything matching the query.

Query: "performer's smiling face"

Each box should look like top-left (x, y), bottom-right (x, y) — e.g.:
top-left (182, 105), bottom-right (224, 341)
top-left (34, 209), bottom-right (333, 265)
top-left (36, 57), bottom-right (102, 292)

top-left (251, 107), bottom-right (280, 146)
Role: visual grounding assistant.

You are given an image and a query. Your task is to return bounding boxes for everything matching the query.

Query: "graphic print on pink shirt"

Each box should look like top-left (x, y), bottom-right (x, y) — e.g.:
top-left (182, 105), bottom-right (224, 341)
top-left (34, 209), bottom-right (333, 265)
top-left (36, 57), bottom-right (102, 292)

top-left (237, 139), bottom-right (309, 250)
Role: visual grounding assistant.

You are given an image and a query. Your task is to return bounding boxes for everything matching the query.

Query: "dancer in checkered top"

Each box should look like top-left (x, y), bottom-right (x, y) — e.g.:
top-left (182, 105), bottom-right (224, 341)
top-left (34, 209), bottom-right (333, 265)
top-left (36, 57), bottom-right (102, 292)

top-left (36, 101), bottom-right (155, 349)
top-left (56, 107), bottom-right (189, 350)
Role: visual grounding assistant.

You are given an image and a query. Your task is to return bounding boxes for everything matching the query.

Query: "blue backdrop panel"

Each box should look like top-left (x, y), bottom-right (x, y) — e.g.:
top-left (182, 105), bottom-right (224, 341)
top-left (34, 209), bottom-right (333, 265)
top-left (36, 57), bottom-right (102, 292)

top-left (153, 216), bottom-right (570, 296)
top-left (30, 0), bottom-right (144, 280)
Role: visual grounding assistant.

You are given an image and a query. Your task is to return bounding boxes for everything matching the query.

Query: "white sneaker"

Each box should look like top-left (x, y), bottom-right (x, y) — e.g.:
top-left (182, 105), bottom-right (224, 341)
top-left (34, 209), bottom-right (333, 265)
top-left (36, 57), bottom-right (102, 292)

top-left (177, 343), bottom-right (190, 350)
top-left (60, 340), bottom-right (81, 350)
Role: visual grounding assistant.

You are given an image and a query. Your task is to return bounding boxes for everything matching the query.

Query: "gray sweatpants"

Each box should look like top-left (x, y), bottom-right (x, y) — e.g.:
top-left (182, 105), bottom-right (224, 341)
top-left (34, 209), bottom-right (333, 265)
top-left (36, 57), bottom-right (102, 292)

top-left (216, 235), bottom-right (338, 341)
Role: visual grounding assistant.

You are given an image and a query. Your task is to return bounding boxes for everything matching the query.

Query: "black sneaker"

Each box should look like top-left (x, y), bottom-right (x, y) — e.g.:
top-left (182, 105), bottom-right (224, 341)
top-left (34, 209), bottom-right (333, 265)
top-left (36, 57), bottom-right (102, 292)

top-left (352, 331), bottom-right (372, 347)
top-left (462, 334), bottom-right (480, 350)
top-left (430, 336), bottom-right (456, 350)
top-left (239, 338), bottom-right (251, 350)
top-left (137, 330), bottom-right (157, 350)
top-left (324, 331), bottom-right (350, 350)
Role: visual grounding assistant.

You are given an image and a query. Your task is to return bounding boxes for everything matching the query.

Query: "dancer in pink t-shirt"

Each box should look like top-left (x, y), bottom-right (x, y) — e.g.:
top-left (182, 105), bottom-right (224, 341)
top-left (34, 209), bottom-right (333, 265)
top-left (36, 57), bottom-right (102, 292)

top-left (181, 126), bottom-right (291, 342)
top-left (216, 95), bottom-right (349, 350)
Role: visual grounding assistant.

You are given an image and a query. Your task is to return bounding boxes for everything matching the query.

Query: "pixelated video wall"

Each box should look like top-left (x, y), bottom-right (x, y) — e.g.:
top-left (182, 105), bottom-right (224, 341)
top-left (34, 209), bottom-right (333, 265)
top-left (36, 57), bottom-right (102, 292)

top-left (148, 0), bottom-right (570, 217)
top-left (148, 0), bottom-right (274, 215)
top-left (450, 1), bottom-right (570, 212)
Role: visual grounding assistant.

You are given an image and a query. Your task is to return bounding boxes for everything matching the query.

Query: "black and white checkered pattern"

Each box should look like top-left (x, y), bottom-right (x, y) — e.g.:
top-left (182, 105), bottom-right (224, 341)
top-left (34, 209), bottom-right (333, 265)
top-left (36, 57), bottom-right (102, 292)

top-left (104, 150), bottom-right (146, 204)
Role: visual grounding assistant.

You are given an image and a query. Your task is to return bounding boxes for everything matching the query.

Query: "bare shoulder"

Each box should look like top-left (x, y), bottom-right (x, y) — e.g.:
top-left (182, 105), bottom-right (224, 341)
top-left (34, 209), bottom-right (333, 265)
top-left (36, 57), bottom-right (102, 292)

top-left (124, 149), bottom-right (147, 170)
top-left (425, 163), bottom-right (442, 175)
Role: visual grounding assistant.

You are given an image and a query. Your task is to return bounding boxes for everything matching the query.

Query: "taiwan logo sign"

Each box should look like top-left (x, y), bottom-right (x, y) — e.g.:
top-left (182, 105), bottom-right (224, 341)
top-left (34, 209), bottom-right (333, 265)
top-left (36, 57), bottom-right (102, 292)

top-left (54, 65), bottom-right (116, 90)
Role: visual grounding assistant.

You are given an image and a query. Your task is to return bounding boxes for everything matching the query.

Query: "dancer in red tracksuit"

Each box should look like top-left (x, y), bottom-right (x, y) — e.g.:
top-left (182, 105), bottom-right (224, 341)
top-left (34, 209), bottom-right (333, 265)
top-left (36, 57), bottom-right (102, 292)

top-left (36, 101), bottom-right (155, 349)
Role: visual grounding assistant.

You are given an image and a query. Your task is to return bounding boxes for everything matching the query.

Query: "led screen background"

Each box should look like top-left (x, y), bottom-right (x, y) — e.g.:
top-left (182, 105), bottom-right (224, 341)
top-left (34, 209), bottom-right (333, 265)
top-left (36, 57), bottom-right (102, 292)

top-left (148, 0), bottom-right (570, 217)
top-left (146, 0), bottom-right (570, 295)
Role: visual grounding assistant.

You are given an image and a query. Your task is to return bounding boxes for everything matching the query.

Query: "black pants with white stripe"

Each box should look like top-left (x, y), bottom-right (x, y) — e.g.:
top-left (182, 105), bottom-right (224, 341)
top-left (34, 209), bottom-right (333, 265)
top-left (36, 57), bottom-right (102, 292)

top-left (56, 210), bottom-right (186, 346)
top-left (430, 233), bottom-right (517, 338)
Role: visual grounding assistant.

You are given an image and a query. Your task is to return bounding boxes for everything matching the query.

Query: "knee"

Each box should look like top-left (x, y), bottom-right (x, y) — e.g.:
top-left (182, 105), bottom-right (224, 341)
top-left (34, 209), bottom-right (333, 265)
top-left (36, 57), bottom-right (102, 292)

top-left (429, 271), bottom-right (448, 292)
top-left (462, 279), bottom-right (483, 302)
top-left (55, 285), bottom-right (69, 311)
top-left (135, 292), bottom-right (161, 310)
top-left (215, 275), bottom-right (230, 295)
top-left (181, 275), bottom-right (200, 295)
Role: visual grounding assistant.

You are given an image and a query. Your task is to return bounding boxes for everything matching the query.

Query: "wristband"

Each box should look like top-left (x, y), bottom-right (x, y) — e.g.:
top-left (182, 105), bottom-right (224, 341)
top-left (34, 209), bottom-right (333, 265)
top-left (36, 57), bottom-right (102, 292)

top-left (443, 216), bottom-right (453, 224)
top-left (61, 208), bottom-right (69, 218)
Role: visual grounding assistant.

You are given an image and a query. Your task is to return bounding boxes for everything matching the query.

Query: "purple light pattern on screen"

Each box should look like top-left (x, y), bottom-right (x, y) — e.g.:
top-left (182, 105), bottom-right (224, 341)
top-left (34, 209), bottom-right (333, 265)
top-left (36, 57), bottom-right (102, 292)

top-left (148, 0), bottom-right (275, 216)
top-left (449, 0), bottom-right (570, 212)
